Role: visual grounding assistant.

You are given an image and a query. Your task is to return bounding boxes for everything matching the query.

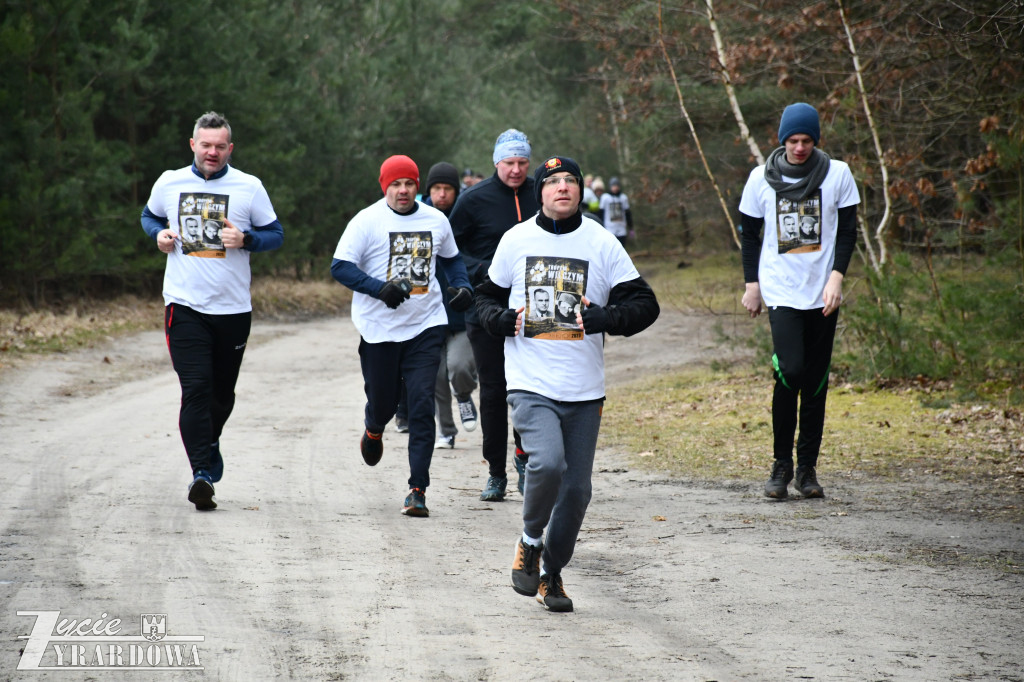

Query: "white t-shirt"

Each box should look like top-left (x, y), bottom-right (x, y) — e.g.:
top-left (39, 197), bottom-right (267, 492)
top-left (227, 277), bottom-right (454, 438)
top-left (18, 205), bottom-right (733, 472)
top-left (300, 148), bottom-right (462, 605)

top-left (738, 160), bottom-right (860, 310)
top-left (334, 199), bottom-right (455, 343)
top-left (488, 216), bottom-right (640, 401)
top-left (146, 165), bottom-right (277, 314)
top-left (599, 192), bottom-right (630, 237)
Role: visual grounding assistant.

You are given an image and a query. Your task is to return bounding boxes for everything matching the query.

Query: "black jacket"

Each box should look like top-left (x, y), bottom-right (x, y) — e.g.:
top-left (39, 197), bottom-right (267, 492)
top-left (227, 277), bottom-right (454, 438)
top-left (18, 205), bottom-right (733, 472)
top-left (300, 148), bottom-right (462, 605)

top-left (449, 172), bottom-right (541, 287)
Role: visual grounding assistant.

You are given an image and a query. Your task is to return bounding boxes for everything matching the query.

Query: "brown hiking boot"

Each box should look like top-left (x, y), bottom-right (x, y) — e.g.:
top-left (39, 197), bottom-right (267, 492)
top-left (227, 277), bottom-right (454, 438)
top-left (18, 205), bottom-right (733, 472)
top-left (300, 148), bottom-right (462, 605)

top-left (511, 539), bottom-right (542, 596)
top-left (537, 573), bottom-right (573, 612)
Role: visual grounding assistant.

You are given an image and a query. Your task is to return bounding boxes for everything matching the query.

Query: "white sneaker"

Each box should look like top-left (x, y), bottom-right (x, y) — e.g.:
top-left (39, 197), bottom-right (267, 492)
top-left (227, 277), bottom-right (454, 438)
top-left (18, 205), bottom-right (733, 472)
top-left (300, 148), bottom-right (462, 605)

top-left (435, 434), bottom-right (455, 449)
top-left (457, 398), bottom-right (478, 432)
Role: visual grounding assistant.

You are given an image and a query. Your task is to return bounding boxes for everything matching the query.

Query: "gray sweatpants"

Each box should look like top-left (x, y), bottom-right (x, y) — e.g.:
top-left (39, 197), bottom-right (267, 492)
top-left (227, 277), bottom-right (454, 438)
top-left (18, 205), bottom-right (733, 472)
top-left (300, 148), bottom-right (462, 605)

top-left (435, 329), bottom-right (478, 437)
top-left (508, 391), bottom-right (603, 576)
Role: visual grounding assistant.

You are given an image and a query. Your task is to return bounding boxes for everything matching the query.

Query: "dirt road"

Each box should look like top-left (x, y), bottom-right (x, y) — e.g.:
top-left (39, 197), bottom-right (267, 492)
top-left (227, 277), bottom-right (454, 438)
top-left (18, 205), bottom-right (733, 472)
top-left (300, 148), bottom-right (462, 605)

top-left (1, 311), bottom-right (1021, 681)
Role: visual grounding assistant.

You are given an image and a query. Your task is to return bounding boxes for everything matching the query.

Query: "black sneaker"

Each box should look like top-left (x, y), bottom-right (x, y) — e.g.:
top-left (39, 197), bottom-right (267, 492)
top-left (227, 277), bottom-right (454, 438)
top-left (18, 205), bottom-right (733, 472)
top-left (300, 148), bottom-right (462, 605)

top-left (401, 488), bottom-right (429, 517)
top-left (764, 459), bottom-right (794, 499)
top-left (360, 430), bottom-right (383, 466)
top-left (514, 450), bottom-right (528, 495)
top-left (537, 573), bottom-right (573, 612)
top-left (457, 398), bottom-right (478, 431)
top-left (187, 471), bottom-right (217, 511)
top-left (511, 539), bottom-right (542, 596)
top-left (795, 465), bottom-right (825, 498)
top-left (209, 442), bottom-right (224, 483)
top-left (480, 475), bottom-right (507, 501)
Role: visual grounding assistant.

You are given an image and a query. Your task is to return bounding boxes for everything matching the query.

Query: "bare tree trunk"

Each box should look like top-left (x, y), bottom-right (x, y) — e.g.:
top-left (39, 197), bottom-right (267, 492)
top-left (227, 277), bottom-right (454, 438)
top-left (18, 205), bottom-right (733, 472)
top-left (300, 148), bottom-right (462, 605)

top-left (604, 86), bottom-right (625, 177)
top-left (705, 0), bottom-right (764, 166)
top-left (857, 212), bottom-right (880, 273)
top-left (1018, 157), bottom-right (1023, 289)
top-left (657, 1), bottom-right (741, 249)
top-left (616, 93), bottom-right (632, 168)
top-left (838, 0), bottom-right (891, 270)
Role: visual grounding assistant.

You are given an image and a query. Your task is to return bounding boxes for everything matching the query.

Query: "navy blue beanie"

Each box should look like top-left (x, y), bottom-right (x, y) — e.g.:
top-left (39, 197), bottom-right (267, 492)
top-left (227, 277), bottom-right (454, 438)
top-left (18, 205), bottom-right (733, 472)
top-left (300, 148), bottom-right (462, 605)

top-left (533, 156), bottom-right (584, 206)
top-left (778, 103), bottom-right (820, 145)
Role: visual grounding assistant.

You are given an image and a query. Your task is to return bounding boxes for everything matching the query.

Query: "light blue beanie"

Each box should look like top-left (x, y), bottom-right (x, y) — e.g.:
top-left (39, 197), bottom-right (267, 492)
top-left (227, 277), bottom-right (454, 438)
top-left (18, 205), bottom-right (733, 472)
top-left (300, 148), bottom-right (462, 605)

top-left (492, 129), bottom-right (531, 164)
top-left (778, 103), bottom-right (820, 145)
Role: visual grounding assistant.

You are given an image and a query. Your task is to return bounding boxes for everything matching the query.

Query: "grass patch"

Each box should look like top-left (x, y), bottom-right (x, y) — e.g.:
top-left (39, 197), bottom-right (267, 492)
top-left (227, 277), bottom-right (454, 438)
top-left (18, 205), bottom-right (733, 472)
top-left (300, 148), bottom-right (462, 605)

top-left (634, 251), bottom-right (744, 317)
top-left (0, 295), bottom-right (164, 357)
top-left (251, 277), bottom-right (350, 319)
top-left (600, 367), bottom-right (1024, 492)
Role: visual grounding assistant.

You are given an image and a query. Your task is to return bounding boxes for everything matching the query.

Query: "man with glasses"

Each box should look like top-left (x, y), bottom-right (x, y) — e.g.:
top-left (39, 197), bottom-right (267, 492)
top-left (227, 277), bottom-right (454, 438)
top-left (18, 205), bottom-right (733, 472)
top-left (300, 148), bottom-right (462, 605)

top-left (449, 129), bottom-right (540, 501)
top-left (475, 156), bottom-right (659, 612)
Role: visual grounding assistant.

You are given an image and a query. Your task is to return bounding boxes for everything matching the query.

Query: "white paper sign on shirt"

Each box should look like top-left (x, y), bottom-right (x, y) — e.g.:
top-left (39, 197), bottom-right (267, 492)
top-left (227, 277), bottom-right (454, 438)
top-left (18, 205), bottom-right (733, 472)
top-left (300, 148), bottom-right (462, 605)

top-left (388, 232), bottom-right (432, 295)
top-left (178, 192), bottom-right (229, 258)
top-left (523, 255), bottom-right (588, 341)
top-left (775, 190), bottom-right (822, 255)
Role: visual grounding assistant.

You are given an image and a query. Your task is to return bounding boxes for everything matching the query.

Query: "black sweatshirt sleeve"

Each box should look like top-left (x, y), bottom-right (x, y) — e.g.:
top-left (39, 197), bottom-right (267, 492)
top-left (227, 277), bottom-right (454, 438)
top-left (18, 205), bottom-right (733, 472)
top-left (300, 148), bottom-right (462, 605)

top-left (602, 276), bottom-right (660, 337)
top-left (740, 212), bottom-right (764, 284)
top-left (473, 275), bottom-right (512, 337)
top-left (832, 205), bottom-right (858, 276)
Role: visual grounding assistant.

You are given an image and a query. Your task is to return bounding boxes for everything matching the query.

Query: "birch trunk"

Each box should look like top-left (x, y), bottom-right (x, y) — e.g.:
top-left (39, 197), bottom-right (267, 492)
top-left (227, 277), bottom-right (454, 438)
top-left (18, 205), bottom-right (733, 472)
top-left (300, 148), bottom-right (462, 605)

top-left (838, 0), bottom-right (891, 270)
top-left (705, 0), bottom-right (764, 166)
top-left (657, 1), bottom-right (741, 248)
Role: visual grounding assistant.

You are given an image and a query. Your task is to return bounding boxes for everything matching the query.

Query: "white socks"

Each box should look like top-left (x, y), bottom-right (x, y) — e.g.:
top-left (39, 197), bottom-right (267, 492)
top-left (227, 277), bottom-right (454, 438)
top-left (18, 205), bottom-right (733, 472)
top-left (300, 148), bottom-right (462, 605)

top-left (522, 533), bottom-right (542, 548)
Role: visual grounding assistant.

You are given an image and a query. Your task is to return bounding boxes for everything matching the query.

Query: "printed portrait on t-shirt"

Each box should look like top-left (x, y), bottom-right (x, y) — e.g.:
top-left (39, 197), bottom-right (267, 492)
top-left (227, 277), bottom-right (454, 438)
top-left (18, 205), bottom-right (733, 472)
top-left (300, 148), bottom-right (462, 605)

top-left (391, 255), bottom-right (410, 279)
top-left (180, 216), bottom-right (203, 254)
top-left (798, 214), bottom-right (820, 243)
top-left (554, 292), bottom-right (579, 324)
top-left (775, 189), bottom-right (822, 255)
top-left (178, 192), bottom-right (229, 258)
top-left (779, 213), bottom-right (799, 243)
top-left (388, 232), bottom-right (432, 295)
top-left (202, 219), bottom-right (222, 246)
top-left (523, 256), bottom-right (588, 341)
top-left (528, 286), bottom-right (553, 320)
top-left (410, 257), bottom-right (429, 286)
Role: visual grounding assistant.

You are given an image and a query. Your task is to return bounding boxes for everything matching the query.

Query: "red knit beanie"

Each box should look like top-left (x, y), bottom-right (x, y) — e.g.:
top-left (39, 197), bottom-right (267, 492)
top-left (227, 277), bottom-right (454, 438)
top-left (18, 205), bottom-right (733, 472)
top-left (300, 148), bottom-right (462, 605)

top-left (379, 155), bottom-right (420, 194)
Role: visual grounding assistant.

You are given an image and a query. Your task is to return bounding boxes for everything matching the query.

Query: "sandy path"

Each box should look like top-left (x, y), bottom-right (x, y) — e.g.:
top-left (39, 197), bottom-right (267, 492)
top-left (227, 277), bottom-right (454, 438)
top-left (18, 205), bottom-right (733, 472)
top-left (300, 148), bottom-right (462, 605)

top-left (0, 312), bottom-right (1021, 681)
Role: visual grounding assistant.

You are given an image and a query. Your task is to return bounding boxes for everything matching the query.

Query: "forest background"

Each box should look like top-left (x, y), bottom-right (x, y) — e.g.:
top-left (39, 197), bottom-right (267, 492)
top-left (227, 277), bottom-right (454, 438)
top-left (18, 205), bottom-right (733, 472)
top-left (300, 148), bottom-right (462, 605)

top-left (0, 0), bottom-right (1022, 401)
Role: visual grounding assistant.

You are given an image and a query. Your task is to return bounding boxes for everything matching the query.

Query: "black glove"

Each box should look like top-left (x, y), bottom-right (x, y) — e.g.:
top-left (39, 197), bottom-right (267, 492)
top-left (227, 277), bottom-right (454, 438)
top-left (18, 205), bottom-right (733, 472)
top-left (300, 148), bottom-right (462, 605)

top-left (580, 301), bottom-right (611, 334)
top-left (447, 286), bottom-right (473, 313)
top-left (496, 308), bottom-right (519, 337)
top-left (378, 279), bottom-right (412, 309)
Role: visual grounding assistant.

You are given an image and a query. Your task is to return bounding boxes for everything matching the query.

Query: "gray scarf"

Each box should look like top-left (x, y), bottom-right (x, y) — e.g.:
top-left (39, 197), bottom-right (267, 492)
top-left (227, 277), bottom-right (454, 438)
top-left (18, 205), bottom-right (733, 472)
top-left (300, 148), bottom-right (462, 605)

top-left (764, 147), bottom-right (831, 201)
